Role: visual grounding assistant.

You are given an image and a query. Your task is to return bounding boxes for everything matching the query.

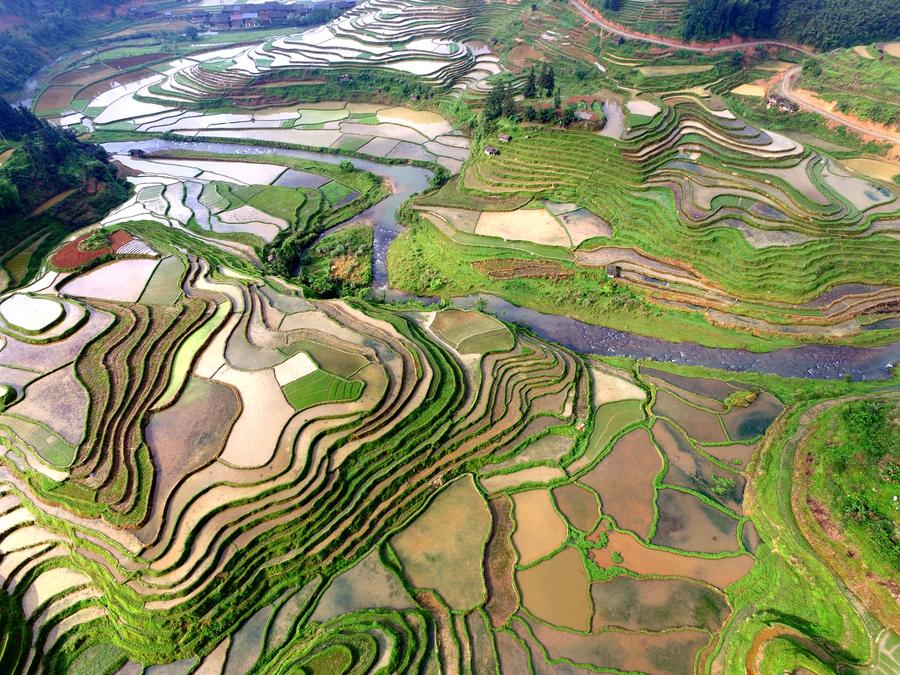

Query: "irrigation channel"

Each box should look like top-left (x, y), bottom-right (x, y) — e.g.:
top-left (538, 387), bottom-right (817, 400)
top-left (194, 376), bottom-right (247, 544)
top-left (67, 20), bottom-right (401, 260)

top-left (105, 139), bottom-right (900, 380)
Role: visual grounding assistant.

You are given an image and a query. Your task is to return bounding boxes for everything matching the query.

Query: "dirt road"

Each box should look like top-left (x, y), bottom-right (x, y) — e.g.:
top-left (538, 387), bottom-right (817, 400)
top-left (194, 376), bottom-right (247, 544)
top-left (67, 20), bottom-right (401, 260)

top-left (776, 65), bottom-right (900, 144)
top-left (569, 0), bottom-right (814, 55)
top-left (569, 0), bottom-right (900, 144)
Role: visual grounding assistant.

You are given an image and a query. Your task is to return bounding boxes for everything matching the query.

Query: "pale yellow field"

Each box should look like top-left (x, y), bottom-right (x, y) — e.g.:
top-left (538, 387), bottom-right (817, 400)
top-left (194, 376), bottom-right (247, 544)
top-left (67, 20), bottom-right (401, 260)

top-left (590, 367), bottom-right (646, 407)
top-left (757, 60), bottom-right (793, 71)
top-left (852, 45), bottom-right (875, 59)
top-left (731, 84), bottom-right (766, 97)
top-left (883, 42), bottom-right (900, 58)
top-left (377, 107), bottom-right (452, 139)
top-left (475, 208), bottom-right (570, 248)
top-left (638, 64), bottom-right (712, 77)
top-left (841, 157), bottom-right (900, 183)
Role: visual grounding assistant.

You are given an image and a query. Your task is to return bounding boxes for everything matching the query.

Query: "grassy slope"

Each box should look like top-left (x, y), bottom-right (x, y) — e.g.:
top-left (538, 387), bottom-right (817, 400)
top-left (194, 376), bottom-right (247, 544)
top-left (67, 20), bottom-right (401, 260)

top-left (799, 49), bottom-right (900, 128)
top-left (390, 211), bottom-right (879, 352)
top-left (790, 397), bottom-right (900, 632)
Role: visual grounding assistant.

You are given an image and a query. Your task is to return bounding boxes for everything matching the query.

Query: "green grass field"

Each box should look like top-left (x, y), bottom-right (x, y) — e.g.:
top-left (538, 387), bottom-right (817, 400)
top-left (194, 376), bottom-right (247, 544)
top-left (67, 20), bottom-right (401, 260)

top-left (281, 369), bottom-right (364, 411)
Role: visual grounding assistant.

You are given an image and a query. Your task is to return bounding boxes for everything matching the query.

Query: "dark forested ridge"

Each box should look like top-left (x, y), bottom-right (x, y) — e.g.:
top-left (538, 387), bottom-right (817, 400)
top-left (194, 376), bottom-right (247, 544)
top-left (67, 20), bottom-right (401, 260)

top-left (0, 0), bottom-right (129, 94)
top-left (680, 0), bottom-right (900, 50)
top-left (0, 100), bottom-right (128, 254)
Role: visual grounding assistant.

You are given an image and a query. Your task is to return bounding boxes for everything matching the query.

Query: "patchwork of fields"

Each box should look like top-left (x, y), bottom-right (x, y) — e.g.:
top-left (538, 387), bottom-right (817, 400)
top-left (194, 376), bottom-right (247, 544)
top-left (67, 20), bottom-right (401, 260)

top-left (0, 234), bottom-right (792, 671)
top-left (1, 0), bottom-right (897, 672)
top-left (408, 91), bottom-right (900, 345)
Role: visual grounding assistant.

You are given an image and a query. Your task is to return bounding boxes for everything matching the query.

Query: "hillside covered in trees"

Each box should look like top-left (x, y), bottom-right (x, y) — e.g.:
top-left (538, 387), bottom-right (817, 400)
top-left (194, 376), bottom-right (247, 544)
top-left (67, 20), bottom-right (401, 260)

top-left (0, 0), bottom-right (130, 94)
top-left (0, 101), bottom-right (128, 253)
top-left (680, 0), bottom-right (900, 49)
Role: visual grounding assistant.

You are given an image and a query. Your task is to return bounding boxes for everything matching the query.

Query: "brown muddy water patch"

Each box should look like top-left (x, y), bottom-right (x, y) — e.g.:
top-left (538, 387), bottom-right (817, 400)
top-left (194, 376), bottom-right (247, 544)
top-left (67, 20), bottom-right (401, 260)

top-left (591, 575), bottom-right (729, 631)
top-left (592, 532), bottom-right (754, 589)
top-left (652, 489), bottom-right (740, 554)
top-left (528, 618), bottom-right (711, 673)
top-left (138, 376), bottom-right (239, 545)
top-left (654, 419), bottom-right (745, 513)
top-left (552, 483), bottom-right (600, 532)
top-left (391, 474), bottom-right (491, 610)
top-left (517, 547), bottom-right (591, 631)
top-left (511, 489), bottom-right (568, 565)
top-left (653, 389), bottom-right (728, 443)
top-left (311, 548), bottom-right (414, 622)
top-left (581, 427), bottom-right (661, 539)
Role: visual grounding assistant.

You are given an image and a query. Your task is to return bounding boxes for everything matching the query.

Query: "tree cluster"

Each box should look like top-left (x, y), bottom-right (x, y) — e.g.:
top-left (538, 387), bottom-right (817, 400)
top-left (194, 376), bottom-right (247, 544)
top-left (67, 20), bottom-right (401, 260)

top-left (0, 0), bottom-right (130, 93)
top-left (0, 101), bottom-right (126, 220)
top-left (680, 0), bottom-right (900, 50)
top-left (523, 64), bottom-right (557, 99)
top-left (483, 83), bottom-right (518, 122)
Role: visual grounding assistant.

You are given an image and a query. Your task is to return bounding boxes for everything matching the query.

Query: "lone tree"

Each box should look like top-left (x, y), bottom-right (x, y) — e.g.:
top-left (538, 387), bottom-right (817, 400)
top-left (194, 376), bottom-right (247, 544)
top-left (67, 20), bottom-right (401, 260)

top-left (538, 64), bottom-right (555, 97)
top-left (483, 85), bottom-right (504, 121)
top-left (523, 66), bottom-right (537, 98)
top-left (501, 83), bottom-right (517, 118)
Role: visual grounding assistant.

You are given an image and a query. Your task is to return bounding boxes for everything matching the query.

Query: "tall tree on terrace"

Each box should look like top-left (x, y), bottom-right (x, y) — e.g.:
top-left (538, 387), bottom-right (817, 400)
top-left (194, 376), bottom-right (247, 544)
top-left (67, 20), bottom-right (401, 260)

top-left (501, 83), bottom-right (518, 118)
top-left (538, 63), bottom-right (555, 97)
top-left (524, 65), bottom-right (537, 98)
top-left (483, 85), bottom-right (504, 121)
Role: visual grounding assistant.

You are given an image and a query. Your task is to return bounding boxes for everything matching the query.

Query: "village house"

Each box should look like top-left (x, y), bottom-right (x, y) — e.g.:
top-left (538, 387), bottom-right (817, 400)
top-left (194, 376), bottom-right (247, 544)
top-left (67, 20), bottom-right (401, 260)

top-left (497, 133), bottom-right (511, 143)
top-left (484, 146), bottom-right (500, 156)
top-left (178, 1), bottom-right (355, 29)
top-left (766, 95), bottom-right (799, 113)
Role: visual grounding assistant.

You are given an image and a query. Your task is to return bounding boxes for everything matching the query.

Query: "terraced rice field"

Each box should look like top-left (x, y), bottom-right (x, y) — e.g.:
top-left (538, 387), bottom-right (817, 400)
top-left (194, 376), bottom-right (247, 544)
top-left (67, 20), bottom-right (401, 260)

top-left (410, 94), bottom-right (900, 343)
top-left (52, 0), bottom-right (498, 173)
top-left (0, 154), bottom-right (810, 669)
top-left (4, 0), bottom-right (897, 671)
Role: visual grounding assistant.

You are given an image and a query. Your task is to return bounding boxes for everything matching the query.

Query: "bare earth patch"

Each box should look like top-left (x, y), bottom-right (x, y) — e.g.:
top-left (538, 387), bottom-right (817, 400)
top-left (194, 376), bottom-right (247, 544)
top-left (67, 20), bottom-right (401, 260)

top-left (476, 208), bottom-right (570, 248)
top-left (61, 259), bottom-right (160, 303)
top-left (0, 294), bottom-right (63, 333)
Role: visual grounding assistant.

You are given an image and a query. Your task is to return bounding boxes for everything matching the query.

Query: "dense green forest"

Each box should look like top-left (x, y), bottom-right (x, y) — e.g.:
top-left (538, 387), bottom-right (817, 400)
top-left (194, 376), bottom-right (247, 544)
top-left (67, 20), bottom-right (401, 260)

top-left (0, 100), bottom-right (128, 254)
top-left (680, 0), bottom-right (900, 49)
top-left (0, 0), bottom-right (129, 94)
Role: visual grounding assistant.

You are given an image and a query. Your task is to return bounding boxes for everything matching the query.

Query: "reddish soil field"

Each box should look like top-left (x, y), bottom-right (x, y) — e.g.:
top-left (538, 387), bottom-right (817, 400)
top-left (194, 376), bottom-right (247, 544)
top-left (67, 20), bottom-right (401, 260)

top-left (103, 53), bottom-right (169, 69)
top-left (591, 531), bottom-right (754, 589)
top-left (78, 68), bottom-right (155, 102)
top-left (51, 64), bottom-right (118, 87)
top-left (34, 86), bottom-right (81, 114)
top-left (508, 44), bottom-right (545, 71)
top-left (581, 427), bottom-right (662, 539)
top-left (484, 496), bottom-right (518, 628)
top-left (51, 230), bottom-right (133, 270)
top-left (473, 259), bottom-right (574, 280)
